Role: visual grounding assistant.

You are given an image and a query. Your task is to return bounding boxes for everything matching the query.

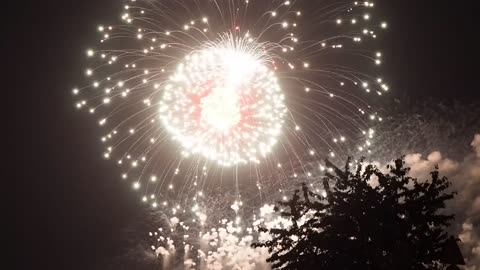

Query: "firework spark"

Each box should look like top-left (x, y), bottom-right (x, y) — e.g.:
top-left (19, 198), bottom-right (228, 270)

top-left (74, 0), bottom-right (388, 207)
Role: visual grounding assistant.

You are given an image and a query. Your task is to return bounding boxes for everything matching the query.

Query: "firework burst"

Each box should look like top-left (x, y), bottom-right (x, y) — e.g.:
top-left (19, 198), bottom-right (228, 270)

top-left (73, 0), bottom-right (389, 208)
top-left (160, 34), bottom-right (286, 166)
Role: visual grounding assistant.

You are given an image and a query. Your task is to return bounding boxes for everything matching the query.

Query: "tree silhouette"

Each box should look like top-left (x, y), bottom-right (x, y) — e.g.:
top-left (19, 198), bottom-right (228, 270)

top-left (253, 157), bottom-right (457, 270)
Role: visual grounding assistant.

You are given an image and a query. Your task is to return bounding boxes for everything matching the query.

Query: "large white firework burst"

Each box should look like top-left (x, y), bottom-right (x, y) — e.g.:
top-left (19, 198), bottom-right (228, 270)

top-left (161, 34), bottom-right (286, 166)
top-left (73, 0), bottom-right (389, 208)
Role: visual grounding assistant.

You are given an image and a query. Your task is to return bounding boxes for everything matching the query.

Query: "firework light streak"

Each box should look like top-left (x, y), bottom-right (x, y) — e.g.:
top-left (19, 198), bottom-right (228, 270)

top-left (73, 0), bottom-right (389, 210)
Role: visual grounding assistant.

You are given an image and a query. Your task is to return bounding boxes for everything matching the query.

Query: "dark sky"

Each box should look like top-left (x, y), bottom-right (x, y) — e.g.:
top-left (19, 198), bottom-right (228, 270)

top-left (9, 1), bottom-right (476, 269)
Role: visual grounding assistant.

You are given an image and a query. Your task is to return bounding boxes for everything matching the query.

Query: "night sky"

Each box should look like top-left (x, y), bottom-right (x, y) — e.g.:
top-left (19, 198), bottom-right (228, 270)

top-left (9, 1), bottom-right (476, 269)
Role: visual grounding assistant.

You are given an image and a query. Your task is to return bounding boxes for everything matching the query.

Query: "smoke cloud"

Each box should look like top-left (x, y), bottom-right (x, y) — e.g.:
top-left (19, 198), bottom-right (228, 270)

top-left (399, 134), bottom-right (480, 268)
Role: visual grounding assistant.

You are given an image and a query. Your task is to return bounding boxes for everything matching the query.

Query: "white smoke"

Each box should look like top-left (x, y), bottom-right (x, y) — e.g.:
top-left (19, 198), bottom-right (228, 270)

top-left (396, 134), bottom-right (480, 268)
top-left (197, 219), bottom-right (270, 270)
top-left (153, 204), bottom-right (297, 270)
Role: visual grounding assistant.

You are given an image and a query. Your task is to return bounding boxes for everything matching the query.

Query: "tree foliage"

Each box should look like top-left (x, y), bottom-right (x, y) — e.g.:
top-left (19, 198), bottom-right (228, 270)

top-left (253, 157), bottom-right (456, 270)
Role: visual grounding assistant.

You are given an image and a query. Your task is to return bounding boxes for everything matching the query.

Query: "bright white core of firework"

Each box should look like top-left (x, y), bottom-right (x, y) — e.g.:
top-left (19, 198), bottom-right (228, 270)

top-left (160, 38), bottom-right (286, 166)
